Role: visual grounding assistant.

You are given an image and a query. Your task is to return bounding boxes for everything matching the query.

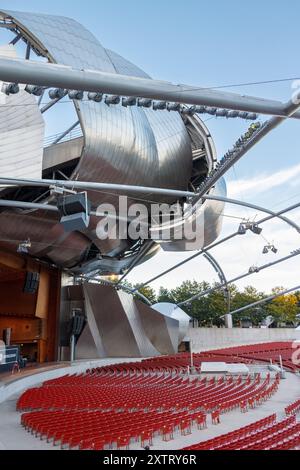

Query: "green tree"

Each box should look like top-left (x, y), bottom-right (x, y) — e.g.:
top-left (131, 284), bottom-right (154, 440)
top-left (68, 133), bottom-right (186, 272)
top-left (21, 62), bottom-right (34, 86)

top-left (157, 287), bottom-right (174, 303)
top-left (137, 285), bottom-right (157, 304)
top-left (266, 287), bottom-right (298, 324)
top-left (231, 285), bottom-right (266, 326)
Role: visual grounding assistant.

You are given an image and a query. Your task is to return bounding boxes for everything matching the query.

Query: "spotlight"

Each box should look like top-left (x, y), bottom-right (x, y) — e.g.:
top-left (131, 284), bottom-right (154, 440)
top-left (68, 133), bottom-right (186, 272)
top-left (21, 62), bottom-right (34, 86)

top-left (181, 107), bottom-right (194, 115)
top-left (249, 223), bottom-right (262, 235)
top-left (68, 90), bottom-right (84, 100)
top-left (122, 96), bottom-right (137, 107)
top-left (215, 108), bottom-right (227, 117)
top-left (238, 223), bottom-right (247, 235)
top-left (166, 102), bottom-right (181, 112)
top-left (137, 98), bottom-right (152, 108)
top-left (25, 84), bottom-right (44, 96)
top-left (205, 107), bottom-right (217, 115)
top-left (88, 92), bottom-right (103, 102)
top-left (248, 266), bottom-right (260, 273)
top-left (49, 88), bottom-right (66, 99)
top-left (1, 82), bottom-right (19, 95)
top-left (227, 110), bottom-right (239, 118)
top-left (104, 95), bottom-right (120, 105)
top-left (194, 105), bottom-right (206, 114)
top-left (152, 100), bottom-right (166, 110)
top-left (17, 239), bottom-right (31, 254)
top-left (247, 113), bottom-right (258, 120)
top-left (238, 111), bottom-right (249, 119)
top-left (262, 244), bottom-right (278, 254)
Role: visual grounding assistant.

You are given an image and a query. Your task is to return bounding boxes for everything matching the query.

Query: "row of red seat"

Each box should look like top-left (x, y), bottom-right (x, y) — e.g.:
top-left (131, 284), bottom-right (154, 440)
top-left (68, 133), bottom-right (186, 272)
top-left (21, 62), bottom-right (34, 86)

top-left (285, 399), bottom-right (300, 416)
top-left (17, 371), bottom-right (277, 415)
top-left (21, 408), bottom-right (207, 450)
top-left (131, 341), bottom-right (300, 373)
top-left (183, 415), bottom-right (300, 450)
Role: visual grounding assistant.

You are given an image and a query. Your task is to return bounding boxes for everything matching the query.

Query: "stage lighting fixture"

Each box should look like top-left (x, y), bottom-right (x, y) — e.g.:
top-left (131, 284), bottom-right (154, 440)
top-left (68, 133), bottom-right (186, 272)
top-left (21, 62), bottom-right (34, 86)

top-left (17, 239), bottom-right (31, 254)
top-left (68, 90), bottom-right (84, 100)
top-left (1, 82), bottom-right (19, 95)
top-left (88, 92), bottom-right (103, 102)
top-left (25, 84), bottom-right (44, 96)
top-left (137, 98), bottom-right (152, 108)
top-left (166, 102), bottom-right (181, 112)
top-left (238, 223), bottom-right (247, 235)
top-left (122, 96), bottom-right (137, 107)
top-left (57, 192), bottom-right (91, 232)
top-left (104, 95), bottom-right (120, 105)
top-left (152, 100), bottom-right (166, 110)
top-left (249, 223), bottom-right (262, 235)
top-left (49, 88), bottom-right (66, 99)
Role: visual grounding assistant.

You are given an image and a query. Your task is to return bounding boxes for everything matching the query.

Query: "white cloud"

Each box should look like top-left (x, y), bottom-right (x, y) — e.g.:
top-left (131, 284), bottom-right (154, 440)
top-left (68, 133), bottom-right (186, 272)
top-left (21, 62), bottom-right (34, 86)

top-left (226, 162), bottom-right (300, 198)
top-left (128, 214), bottom-right (300, 294)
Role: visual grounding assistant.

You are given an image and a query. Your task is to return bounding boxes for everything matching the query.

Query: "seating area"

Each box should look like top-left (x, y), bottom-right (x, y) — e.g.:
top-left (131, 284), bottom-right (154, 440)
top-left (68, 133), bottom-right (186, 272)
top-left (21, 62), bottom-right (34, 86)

top-left (183, 415), bottom-right (300, 450)
top-left (138, 341), bottom-right (300, 373)
top-left (16, 360), bottom-right (281, 450)
top-left (285, 399), bottom-right (300, 416)
top-left (14, 342), bottom-right (300, 450)
top-left (17, 370), bottom-right (278, 415)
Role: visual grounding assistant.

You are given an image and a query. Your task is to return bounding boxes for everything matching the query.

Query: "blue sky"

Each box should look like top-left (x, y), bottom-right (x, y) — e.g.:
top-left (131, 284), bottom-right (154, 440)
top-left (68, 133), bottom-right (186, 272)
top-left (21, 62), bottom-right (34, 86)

top-left (1, 0), bottom-right (300, 293)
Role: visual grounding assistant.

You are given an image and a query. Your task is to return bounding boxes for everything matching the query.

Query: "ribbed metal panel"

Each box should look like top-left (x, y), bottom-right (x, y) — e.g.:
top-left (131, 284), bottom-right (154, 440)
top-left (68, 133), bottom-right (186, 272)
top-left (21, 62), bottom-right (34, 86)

top-left (0, 10), bottom-right (224, 272)
top-left (0, 45), bottom-right (44, 184)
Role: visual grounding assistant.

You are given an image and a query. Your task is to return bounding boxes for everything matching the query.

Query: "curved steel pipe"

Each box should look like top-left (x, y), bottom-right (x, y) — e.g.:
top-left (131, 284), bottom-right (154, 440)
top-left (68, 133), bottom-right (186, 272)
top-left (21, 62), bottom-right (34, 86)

top-left (202, 195), bottom-right (300, 233)
top-left (203, 252), bottom-right (231, 314)
top-left (136, 201), bottom-right (300, 290)
top-left (178, 249), bottom-right (300, 306)
top-left (229, 284), bottom-right (300, 315)
top-left (2, 56), bottom-right (300, 119)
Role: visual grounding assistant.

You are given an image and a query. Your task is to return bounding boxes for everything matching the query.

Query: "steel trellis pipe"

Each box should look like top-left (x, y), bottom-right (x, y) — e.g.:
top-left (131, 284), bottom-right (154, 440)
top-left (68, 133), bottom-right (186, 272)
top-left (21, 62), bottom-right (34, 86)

top-left (229, 285), bottom-right (300, 315)
top-left (178, 249), bottom-right (300, 307)
top-left (135, 201), bottom-right (300, 291)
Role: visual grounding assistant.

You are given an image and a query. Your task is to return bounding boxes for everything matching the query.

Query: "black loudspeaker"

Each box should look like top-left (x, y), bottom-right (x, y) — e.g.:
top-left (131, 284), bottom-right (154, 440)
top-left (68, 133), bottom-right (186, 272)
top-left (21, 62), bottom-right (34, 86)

top-left (57, 193), bottom-right (91, 232)
top-left (70, 313), bottom-right (85, 336)
top-left (23, 272), bottom-right (40, 294)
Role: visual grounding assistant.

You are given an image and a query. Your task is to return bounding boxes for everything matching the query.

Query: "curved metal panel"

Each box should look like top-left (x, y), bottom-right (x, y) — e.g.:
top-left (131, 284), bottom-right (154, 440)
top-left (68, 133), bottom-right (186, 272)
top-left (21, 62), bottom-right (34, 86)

top-left (1, 10), bottom-right (192, 199)
top-left (0, 10), bottom-right (224, 274)
top-left (0, 44), bottom-right (44, 184)
top-left (151, 302), bottom-right (190, 344)
top-left (0, 10), bottom-right (194, 269)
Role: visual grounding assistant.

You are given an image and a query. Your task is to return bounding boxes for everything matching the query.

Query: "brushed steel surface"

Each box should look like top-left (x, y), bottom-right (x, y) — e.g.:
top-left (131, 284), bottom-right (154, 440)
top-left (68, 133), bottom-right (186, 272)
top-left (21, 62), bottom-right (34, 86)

top-left (64, 283), bottom-right (181, 358)
top-left (0, 10), bottom-right (224, 273)
top-left (0, 44), bottom-right (44, 185)
top-left (151, 302), bottom-right (190, 343)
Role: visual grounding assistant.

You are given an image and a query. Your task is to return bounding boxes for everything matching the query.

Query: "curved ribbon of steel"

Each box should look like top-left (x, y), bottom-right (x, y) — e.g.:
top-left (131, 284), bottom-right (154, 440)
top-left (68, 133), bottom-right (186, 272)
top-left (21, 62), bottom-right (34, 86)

top-left (203, 252), bottom-right (231, 314)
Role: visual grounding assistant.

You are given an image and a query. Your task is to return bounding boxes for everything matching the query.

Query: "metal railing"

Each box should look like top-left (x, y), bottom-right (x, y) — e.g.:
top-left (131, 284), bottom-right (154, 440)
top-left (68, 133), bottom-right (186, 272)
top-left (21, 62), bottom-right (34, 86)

top-left (43, 125), bottom-right (83, 148)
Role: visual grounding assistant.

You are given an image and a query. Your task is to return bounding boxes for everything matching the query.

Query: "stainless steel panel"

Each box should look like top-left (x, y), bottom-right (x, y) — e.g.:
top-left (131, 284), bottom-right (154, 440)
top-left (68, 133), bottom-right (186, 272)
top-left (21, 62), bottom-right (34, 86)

top-left (67, 283), bottom-right (181, 358)
top-left (0, 45), bottom-right (44, 185)
top-left (83, 283), bottom-right (141, 357)
top-left (0, 10), bottom-right (224, 272)
top-left (135, 299), bottom-right (178, 355)
top-left (118, 290), bottom-right (159, 356)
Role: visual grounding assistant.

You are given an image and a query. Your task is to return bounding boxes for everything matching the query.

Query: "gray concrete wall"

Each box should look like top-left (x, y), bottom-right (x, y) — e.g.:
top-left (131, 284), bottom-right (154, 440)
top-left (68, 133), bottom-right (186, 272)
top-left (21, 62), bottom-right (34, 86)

top-left (189, 327), bottom-right (300, 352)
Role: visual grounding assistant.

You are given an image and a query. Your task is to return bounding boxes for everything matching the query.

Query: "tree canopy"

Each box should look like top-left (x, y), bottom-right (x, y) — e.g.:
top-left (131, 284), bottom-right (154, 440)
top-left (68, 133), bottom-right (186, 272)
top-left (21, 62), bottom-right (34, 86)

top-left (128, 280), bottom-right (299, 327)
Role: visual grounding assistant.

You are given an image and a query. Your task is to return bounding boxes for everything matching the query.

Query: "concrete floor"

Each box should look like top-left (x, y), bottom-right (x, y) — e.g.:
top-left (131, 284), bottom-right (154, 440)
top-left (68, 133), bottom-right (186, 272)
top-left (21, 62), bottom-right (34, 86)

top-left (0, 369), bottom-right (299, 450)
